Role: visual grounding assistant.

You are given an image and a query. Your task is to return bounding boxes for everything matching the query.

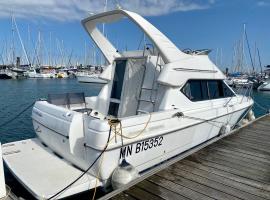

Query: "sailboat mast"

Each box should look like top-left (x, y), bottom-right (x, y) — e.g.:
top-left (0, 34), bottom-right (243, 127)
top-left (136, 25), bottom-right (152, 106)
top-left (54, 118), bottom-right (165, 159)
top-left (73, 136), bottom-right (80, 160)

top-left (11, 14), bottom-right (15, 66)
top-left (13, 16), bottom-right (31, 66)
top-left (257, 48), bottom-right (263, 74)
top-left (244, 24), bottom-right (255, 73)
top-left (49, 32), bottom-right (52, 67)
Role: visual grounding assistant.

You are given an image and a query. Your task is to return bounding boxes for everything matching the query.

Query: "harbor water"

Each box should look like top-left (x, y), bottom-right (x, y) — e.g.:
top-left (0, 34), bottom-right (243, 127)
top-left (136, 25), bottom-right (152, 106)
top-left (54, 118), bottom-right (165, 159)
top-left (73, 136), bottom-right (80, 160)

top-left (0, 78), bottom-right (269, 199)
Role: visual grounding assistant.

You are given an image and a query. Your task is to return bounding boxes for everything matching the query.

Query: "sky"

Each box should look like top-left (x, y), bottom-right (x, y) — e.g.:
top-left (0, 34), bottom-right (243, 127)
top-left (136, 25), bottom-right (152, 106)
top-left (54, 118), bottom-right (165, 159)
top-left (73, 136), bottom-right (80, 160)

top-left (0, 0), bottom-right (269, 72)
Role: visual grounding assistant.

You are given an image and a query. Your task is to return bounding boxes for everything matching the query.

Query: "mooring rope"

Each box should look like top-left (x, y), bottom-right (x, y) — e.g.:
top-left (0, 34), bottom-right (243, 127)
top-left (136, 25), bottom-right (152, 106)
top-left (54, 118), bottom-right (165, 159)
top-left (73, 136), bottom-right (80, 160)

top-left (48, 126), bottom-right (113, 200)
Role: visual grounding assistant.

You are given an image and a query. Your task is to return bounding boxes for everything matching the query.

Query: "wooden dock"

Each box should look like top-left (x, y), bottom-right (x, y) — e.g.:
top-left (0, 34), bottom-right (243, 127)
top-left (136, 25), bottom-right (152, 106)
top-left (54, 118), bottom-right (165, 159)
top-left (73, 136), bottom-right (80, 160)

top-left (100, 114), bottom-right (270, 200)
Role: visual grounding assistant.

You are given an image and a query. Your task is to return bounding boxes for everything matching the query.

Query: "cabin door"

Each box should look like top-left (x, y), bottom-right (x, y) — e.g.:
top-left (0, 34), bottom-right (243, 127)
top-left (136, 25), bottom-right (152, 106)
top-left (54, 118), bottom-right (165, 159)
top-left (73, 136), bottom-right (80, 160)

top-left (107, 59), bottom-right (127, 117)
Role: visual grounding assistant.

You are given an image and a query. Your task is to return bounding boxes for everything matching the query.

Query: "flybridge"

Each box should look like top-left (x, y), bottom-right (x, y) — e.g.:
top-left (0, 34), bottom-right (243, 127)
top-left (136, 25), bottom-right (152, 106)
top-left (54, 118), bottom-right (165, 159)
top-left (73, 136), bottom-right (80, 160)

top-left (81, 9), bottom-right (186, 64)
top-left (82, 9), bottom-right (225, 87)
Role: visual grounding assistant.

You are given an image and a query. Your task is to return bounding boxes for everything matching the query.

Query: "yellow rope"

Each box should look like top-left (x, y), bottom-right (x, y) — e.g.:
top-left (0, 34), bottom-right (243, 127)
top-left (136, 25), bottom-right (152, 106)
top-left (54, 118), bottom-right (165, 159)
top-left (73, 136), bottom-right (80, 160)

top-left (110, 112), bottom-right (152, 140)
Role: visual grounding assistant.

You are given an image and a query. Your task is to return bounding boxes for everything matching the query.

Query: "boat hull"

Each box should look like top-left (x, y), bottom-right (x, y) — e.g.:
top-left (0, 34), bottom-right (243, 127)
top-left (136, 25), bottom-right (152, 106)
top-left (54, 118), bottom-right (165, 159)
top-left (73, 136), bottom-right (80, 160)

top-left (0, 73), bottom-right (12, 79)
top-left (77, 75), bottom-right (107, 84)
top-left (258, 81), bottom-right (270, 91)
top-left (31, 99), bottom-right (252, 182)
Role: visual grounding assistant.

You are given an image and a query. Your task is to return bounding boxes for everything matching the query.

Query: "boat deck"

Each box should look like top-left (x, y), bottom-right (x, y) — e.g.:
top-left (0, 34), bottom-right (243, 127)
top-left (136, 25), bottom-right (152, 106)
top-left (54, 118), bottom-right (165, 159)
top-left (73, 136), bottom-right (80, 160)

top-left (100, 114), bottom-right (270, 200)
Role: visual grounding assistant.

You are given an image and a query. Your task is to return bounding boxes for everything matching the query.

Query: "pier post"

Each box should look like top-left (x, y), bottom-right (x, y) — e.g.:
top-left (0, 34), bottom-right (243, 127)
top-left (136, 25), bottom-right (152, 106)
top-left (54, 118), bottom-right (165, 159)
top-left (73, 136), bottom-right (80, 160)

top-left (0, 143), bottom-right (6, 198)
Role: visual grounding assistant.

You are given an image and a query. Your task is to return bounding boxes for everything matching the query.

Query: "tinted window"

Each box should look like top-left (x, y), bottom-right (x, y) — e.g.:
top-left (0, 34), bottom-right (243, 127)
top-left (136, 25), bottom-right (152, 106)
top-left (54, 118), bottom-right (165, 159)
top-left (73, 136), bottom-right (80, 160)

top-left (182, 79), bottom-right (234, 101)
top-left (201, 81), bottom-right (209, 100)
top-left (182, 80), bottom-right (209, 101)
top-left (208, 80), bottom-right (223, 99)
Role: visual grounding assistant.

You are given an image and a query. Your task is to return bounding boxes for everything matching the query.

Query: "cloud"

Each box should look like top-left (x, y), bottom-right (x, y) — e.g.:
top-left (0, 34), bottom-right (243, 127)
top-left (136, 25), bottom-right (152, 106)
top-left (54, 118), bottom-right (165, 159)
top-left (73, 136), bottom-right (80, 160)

top-left (257, 1), bottom-right (270, 6)
top-left (0, 0), bottom-right (214, 21)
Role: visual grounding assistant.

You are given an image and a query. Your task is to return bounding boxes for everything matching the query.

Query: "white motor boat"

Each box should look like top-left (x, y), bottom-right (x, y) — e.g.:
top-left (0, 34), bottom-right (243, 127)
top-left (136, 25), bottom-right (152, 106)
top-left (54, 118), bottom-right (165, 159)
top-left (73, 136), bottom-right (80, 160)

top-left (258, 79), bottom-right (270, 91)
top-left (76, 71), bottom-right (107, 84)
top-left (0, 69), bottom-right (13, 79)
top-left (2, 9), bottom-right (253, 199)
top-left (25, 69), bottom-right (55, 79)
top-left (233, 77), bottom-right (253, 88)
top-left (224, 77), bottom-right (233, 87)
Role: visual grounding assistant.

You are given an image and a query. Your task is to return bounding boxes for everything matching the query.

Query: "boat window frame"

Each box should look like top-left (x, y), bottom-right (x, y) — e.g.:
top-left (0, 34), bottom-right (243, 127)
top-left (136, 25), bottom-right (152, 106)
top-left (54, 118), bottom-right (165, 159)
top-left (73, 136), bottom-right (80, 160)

top-left (181, 79), bottom-right (235, 102)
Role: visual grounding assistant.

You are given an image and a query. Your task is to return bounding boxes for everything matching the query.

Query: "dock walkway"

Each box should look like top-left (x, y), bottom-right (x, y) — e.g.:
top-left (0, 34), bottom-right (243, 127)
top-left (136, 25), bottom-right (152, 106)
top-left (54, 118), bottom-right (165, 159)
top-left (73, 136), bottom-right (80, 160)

top-left (101, 114), bottom-right (270, 200)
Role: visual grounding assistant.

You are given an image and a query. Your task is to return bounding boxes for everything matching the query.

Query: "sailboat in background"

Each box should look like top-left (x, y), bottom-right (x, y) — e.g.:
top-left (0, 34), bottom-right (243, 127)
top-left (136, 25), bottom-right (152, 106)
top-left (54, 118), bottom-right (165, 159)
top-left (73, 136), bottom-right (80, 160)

top-left (228, 24), bottom-right (253, 88)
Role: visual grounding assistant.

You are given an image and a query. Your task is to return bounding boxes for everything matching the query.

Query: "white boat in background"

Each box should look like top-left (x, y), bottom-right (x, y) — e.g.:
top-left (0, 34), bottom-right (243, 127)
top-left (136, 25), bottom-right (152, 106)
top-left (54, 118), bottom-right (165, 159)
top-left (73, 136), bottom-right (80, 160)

top-left (232, 77), bottom-right (253, 88)
top-left (258, 79), bottom-right (270, 91)
top-left (76, 71), bottom-right (107, 84)
top-left (225, 77), bottom-right (233, 87)
top-left (24, 69), bottom-right (55, 78)
top-left (1, 9), bottom-right (254, 199)
top-left (0, 68), bottom-right (13, 79)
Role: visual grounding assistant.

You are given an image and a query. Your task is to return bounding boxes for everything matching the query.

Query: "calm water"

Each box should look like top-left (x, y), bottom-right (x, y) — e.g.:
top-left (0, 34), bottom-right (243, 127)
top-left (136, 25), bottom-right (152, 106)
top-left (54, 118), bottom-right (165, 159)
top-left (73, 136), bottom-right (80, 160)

top-left (0, 78), bottom-right (270, 199)
top-left (0, 79), bottom-right (269, 144)
top-left (0, 79), bottom-right (102, 144)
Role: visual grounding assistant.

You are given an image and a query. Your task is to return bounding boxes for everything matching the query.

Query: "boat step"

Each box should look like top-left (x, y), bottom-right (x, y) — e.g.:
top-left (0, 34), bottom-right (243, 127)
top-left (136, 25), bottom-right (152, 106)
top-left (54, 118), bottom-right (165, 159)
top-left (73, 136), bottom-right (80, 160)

top-left (2, 138), bottom-right (101, 199)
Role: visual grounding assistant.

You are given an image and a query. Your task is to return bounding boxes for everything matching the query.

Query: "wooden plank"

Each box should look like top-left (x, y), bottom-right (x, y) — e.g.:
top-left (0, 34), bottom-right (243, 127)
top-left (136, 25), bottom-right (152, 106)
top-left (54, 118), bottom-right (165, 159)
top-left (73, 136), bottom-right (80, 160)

top-left (196, 150), bottom-right (270, 176)
top-left (249, 123), bottom-right (270, 132)
top-left (231, 132), bottom-right (270, 144)
top-left (256, 120), bottom-right (270, 127)
top-left (243, 128), bottom-right (270, 135)
top-left (240, 131), bottom-right (270, 141)
top-left (198, 147), bottom-right (270, 172)
top-left (207, 145), bottom-right (270, 164)
top-left (218, 139), bottom-right (270, 155)
top-left (223, 136), bottom-right (270, 151)
top-left (210, 142), bottom-right (270, 160)
top-left (226, 135), bottom-right (270, 149)
top-left (156, 169), bottom-right (240, 200)
top-left (147, 175), bottom-right (214, 200)
top-left (215, 139), bottom-right (270, 158)
top-left (111, 193), bottom-right (137, 200)
top-left (228, 132), bottom-right (270, 145)
top-left (177, 161), bottom-right (270, 199)
top-left (136, 180), bottom-right (190, 200)
top-left (191, 154), bottom-right (268, 184)
top-left (167, 164), bottom-right (266, 200)
top-left (185, 157), bottom-right (270, 192)
top-left (124, 185), bottom-right (162, 200)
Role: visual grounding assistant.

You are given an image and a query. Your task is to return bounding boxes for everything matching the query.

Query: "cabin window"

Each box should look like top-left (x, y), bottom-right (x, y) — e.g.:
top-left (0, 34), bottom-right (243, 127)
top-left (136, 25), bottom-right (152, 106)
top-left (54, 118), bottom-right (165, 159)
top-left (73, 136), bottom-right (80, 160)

top-left (182, 80), bottom-right (209, 101)
top-left (208, 80), bottom-right (223, 99)
top-left (181, 80), bottom-right (234, 101)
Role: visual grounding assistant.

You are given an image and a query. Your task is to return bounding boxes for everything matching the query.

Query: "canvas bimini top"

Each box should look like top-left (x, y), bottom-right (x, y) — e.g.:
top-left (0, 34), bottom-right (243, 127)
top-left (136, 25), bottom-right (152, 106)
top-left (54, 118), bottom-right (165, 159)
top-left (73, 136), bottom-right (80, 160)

top-left (82, 9), bottom-right (225, 87)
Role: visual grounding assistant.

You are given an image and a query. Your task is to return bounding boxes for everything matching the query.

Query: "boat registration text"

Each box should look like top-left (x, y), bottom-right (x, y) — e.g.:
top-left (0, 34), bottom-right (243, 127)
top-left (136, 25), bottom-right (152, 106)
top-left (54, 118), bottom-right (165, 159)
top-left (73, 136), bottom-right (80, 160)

top-left (120, 136), bottom-right (163, 159)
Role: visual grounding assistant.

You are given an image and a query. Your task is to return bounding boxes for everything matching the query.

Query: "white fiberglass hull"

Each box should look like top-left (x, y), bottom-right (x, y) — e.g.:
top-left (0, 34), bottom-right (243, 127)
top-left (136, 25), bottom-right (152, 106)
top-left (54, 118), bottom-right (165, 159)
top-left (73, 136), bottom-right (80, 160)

top-left (77, 75), bottom-right (107, 84)
top-left (27, 73), bottom-right (55, 79)
top-left (258, 81), bottom-right (270, 91)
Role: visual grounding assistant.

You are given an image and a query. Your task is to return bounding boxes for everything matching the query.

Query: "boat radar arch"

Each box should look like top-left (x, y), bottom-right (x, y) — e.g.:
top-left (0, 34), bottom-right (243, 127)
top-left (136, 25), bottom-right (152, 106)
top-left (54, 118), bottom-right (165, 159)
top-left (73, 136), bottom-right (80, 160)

top-left (81, 9), bottom-right (187, 65)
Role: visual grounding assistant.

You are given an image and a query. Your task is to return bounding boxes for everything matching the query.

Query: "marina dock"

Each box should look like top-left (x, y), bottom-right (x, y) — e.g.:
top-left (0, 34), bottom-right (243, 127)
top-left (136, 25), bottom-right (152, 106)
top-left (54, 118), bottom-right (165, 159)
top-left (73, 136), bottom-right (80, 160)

top-left (2, 114), bottom-right (270, 200)
top-left (100, 114), bottom-right (270, 200)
